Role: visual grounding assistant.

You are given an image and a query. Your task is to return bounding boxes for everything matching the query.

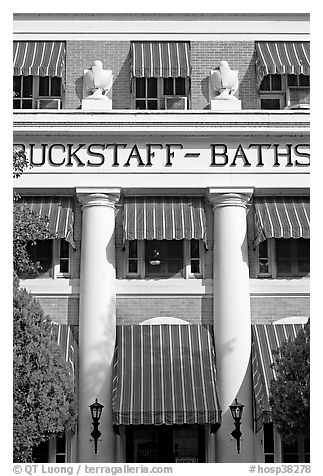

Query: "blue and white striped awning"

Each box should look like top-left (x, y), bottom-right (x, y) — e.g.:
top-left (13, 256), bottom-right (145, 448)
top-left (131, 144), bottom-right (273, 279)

top-left (18, 196), bottom-right (75, 248)
top-left (253, 197), bottom-right (310, 246)
top-left (13, 41), bottom-right (66, 77)
top-left (123, 196), bottom-right (207, 246)
top-left (112, 325), bottom-right (221, 431)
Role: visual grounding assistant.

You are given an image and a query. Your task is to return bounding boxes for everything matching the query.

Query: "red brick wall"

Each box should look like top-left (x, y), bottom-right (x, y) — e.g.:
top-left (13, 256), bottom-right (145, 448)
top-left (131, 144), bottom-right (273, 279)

top-left (36, 296), bottom-right (79, 325)
top-left (190, 41), bottom-right (258, 110)
top-left (65, 41), bottom-right (131, 109)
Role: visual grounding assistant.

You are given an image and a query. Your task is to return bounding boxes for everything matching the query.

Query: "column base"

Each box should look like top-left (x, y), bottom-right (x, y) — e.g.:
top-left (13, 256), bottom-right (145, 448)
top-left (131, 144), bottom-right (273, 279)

top-left (210, 99), bottom-right (242, 111)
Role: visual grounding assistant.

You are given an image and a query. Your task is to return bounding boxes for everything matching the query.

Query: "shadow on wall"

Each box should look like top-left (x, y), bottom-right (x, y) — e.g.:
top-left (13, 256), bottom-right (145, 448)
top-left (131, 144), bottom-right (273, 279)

top-left (73, 49), bottom-right (132, 110)
top-left (200, 75), bottom-right (211, 110)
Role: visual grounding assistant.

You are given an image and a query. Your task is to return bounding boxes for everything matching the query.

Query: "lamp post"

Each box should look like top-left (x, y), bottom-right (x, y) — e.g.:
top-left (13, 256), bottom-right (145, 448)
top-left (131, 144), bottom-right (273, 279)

top-left (229, 398), bottom-right (244, 454)
top-left (89, 398), bottom-right (104, 454)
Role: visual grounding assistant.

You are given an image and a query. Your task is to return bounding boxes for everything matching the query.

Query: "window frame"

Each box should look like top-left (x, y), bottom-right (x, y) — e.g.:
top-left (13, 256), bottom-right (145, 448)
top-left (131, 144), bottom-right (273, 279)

top-left (256, 238), bottom-right (310, 278)
top-left (26, 238), bottom-right (72, 279)
top-left (13, 75), bottom-right (63, 109)
top-left (258, 74), bottom-right (310, 110)
top-left (124, 239), bottom-right (203, 279)
top-left (133, 77), bottom-right (189, 110)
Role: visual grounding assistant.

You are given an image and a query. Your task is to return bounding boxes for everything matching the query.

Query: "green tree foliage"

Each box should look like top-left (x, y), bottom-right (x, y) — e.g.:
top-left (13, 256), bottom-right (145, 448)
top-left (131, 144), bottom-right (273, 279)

top-left (13, 275), bottom-right (76, 462)
top-left (269, 321), bottom-right (310, 445)
top-left (13, 146), bottom-right (54, 277)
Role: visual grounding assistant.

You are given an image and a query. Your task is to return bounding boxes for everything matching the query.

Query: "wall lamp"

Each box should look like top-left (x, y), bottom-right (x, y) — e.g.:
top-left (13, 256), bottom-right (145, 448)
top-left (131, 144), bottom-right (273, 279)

top-left (229, 398), bottom-right (244, 454)
top-left (89, 398), bottom-right (104, 454)
top-left (149, 249), bottom-right (161, 266)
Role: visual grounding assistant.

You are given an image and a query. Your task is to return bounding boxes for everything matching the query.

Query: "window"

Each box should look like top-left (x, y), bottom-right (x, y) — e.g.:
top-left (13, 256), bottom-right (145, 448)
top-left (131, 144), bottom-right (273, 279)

top-left (259, 74), bottom-right (310, 110)
top-left (134, 77), bottom-right (189, 110)
top-left (282, 437), bottom-right (310, 463)
top-left (25, 238), bottom-right (71, 278)
top-left (263, 424), bottom-right (310, 462)
top-left (32, 434), bottom-right (67, 463)
top-left (13, 75), bottom-right (62, 109)
top-left (263, 423), bottom-right (275, 463)
top-left (257, 238), bottom-right (310, 278)
top-left (125, 239), bottom-right (203, 278)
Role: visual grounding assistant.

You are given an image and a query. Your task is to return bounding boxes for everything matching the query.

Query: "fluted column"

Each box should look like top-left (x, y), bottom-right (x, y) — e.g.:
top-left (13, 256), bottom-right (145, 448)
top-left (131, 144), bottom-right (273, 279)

top-left (76, 187), bottom-right (120, 463)
top-left (208, 188), bottom-right (254, 462)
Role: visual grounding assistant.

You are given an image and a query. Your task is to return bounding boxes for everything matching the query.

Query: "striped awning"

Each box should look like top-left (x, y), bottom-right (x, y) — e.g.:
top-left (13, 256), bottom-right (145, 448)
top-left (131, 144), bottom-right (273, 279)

top-left (123, 196), bottom-right (207, 245)
top-left (19, 197), bottom-right (75, 248)
top-left (131, 42), bottom-right (191, 78)
top-left (51, 324), bottom-right (78, 382)
top-left (112, 325), bottom-right (221, 430)
top-left (252, 323), bottom-right (305, 432)
top-left (253, 197), bottom-right (310, 246)
top-left (13, 41), bottom-right (66, 77)
top-left (255, 41), bottom-right (310, 88)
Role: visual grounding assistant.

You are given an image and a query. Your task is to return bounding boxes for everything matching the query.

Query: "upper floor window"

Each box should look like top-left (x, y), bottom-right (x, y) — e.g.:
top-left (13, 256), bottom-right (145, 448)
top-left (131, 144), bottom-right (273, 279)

top-left (13, 41), bottom-right (65, 110)
top-left (255, 41), bottom-right (310, 110)
top-left (134, 77), bottom-right (189, 110)
top-left (25, 238), bottom-right (72, 279)
top-left (257, 238), bottom-right (310, 278)
top-left (259, 73), bottom-right (310, 110)
top-left (125, 239), bottom-right (203, 279)
top-left (131, 42), bottom-right (191, 110)
top-left (13, 75), bottom-right (62, 109)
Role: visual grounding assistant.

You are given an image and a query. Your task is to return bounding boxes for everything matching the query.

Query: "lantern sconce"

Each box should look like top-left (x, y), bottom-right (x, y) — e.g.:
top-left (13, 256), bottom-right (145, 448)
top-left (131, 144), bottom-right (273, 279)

top-left (229, 398), bottom-right (244, 454)
top-left (149, 249), bottom-right (161, 266)
top-left (89, 398), bottom-right (104, 454)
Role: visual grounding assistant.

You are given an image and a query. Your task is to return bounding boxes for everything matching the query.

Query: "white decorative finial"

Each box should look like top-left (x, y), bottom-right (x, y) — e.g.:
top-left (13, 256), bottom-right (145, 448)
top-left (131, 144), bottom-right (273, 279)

top-left (210, 60), bottom-right (239, 100)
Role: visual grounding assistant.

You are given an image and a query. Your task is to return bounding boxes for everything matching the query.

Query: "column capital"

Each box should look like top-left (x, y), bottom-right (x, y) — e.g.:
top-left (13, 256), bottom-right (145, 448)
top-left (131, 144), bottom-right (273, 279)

top-left (207, 187), bottom-right (254, 210)
top-left (76, 187), bottom-right (121, 209)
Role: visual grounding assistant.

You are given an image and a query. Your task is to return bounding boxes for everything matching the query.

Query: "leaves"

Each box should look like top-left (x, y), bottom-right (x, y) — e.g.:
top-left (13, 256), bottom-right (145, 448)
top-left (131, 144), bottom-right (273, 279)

top-left (13, 277), bottom-right (77, 462)
top-left (269, 321), bottom-right (310, 445)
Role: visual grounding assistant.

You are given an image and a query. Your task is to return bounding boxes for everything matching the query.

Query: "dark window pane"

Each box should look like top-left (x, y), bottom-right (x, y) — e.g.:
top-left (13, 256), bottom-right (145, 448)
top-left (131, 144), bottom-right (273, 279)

top-left (13, 76), bottom-right (21, 97)
top-left (39, 76), bottom-right (49, 96)
top-left (56, 435), bottom-right (66, 453)
top-left (276, 239), bottom-right (292, 260)
top-left (56, 455), bottom-right (65, 463)
top-left (191, 260), bottom-right (200, 273)
top-left (60, 239), bottom-right (69, 258)
top-left (264, 423), bottom-right (274, 453)
top-left (22, 99), bottom-right (33, 109)
top-left (299, 74), bottom-right (310, 87)
top-left (136, 78), bottom-right (146, 98)
top-left (128, 260), bottom-right (138, 273)
top-left (147, 100), bottom-right (158, 109)
top-left (260, 75), bottom-right (270, 91)
top-left (297, 239), bottom-right (310, 259)
top-left (13, 99), bottom-right (21, 109)
top-left (136, 100), bottom-right (146, 109)
top-left (190, 240), bottom-right (199, 259)
top-left (51, 77), bottom-right (61, 96)
top-left (129, 240), bottom-right (138, 258)
top-left (175, 77), bottom-right (186, 95)
top-left (261, 98), bottom-right (281, 110)
top-left (147, 78), bottom-right (157, 97)
top-left (287, 74), bottom-right (298, 87)
top-left (22, 76), bottom-right (33, 97)
top-left (265, 455), bottom-right (275, 463)
top-left (271, 74), bottom-right (282, 90)
top-left (32, 440), bottom-right (49, 463)
top-left (164, 78), bottom-right (174, 95)
top-left (27, 240), bottom-right (53, 277)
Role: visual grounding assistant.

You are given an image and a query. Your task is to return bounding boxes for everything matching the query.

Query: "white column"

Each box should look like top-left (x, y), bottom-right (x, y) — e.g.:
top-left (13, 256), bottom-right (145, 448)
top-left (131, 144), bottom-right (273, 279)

top-left (76, 187), bottom-right (120, 463)
top-left (209, 188), bottom-right (254, 462)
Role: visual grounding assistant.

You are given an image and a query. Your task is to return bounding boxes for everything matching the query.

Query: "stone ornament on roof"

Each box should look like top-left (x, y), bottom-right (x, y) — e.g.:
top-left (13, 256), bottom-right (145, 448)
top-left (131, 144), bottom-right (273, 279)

top-left (82, 60), bottom-right (113, 110)
top-left (209, 60), bottom-right (241, 111)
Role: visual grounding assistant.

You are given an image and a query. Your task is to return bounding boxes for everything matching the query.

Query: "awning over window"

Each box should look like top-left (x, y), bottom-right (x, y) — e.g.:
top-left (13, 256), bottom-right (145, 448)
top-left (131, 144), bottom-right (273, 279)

top-left (52, 324), bottom-right (78, 381)
top-left (131, 42), bottom-right (191, 78)
top-left (255, 41), bottom-right (310, 88)
top-left (252, 323), bottom-right (305, 432)
top-left (123, 196), bottom-right (207, 245)
top-left (112, 325), bottom-right (221, 431)
top-left (253, 197), bottom-right (310, 246)
top-left (13, 41), bottom-right (66, 77)
top-left (19, 197), bottom-right (75, 248)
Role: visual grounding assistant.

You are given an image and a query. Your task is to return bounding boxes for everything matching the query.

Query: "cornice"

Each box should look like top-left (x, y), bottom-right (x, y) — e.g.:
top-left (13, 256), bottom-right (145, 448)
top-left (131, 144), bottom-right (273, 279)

top-left (13, 110), bottom-right (310, 137)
